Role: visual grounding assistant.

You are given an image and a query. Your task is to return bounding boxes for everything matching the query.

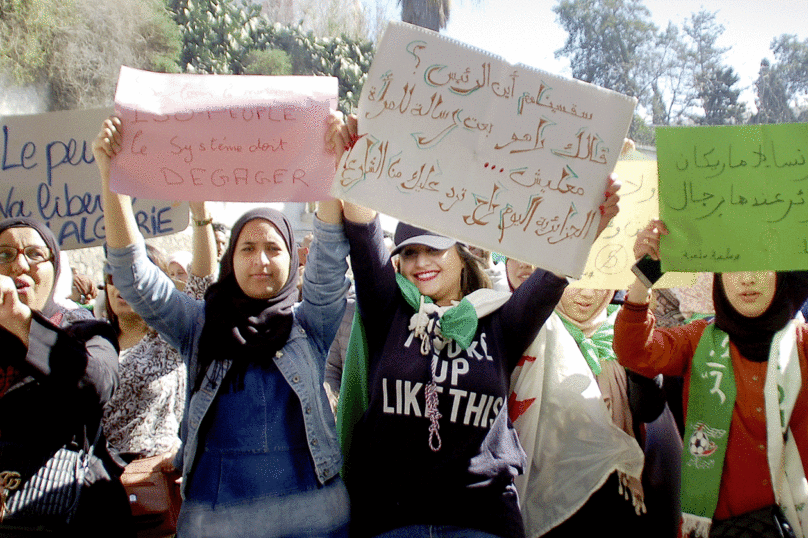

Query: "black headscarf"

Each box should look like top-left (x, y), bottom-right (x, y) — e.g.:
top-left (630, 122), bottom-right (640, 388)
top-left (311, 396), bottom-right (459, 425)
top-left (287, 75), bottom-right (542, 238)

top-left (713, 272), bottom-right (808, 362)
top-left (0, 217), bottom-right (61, 317)
top-left (195, 208), bottom-right (299, 391)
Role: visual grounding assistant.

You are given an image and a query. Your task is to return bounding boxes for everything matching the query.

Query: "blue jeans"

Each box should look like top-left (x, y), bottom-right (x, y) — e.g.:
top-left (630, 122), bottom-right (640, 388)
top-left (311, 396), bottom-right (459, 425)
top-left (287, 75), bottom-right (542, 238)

top-left (177, 475), bottom-right (350, 538)
top-left (373, 526), bottom-right (501, 538)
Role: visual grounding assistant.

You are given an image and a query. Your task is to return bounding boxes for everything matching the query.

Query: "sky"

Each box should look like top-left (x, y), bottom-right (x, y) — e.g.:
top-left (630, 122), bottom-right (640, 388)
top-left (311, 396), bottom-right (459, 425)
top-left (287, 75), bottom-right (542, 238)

top-left (436, 0), bottom-right (808, 113)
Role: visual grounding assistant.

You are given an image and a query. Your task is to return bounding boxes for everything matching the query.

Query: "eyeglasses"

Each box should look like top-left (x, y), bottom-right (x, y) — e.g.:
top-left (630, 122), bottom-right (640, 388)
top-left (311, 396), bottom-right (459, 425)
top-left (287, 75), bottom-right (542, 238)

top-left (0, 245), bottom-right (52, 265)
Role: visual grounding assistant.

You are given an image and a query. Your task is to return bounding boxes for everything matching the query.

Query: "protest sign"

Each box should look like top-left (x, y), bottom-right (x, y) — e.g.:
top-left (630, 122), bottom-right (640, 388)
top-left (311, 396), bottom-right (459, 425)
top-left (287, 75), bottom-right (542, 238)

top-left (657, 123), bottom-right (808, 272)
top-left (332, 22), bottom-right (636, 278)
top-left (574, 158), bottom-right (695, 289)
top-left (111, 67), bottom-right (338, 202)
top-left (0, 107), bottom-right (187, 250)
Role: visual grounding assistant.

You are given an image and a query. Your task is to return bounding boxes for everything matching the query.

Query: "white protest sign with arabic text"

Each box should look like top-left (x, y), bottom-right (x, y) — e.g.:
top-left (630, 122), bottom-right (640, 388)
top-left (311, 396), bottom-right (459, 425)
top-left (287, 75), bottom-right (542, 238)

top-left (332, 22), bottom-right (636, 278)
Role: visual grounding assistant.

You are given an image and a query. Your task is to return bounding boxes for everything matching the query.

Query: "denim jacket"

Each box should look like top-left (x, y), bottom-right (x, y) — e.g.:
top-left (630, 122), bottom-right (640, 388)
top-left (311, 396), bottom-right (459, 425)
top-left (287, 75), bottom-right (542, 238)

top-left (106, 217), bottom-right (350, 497)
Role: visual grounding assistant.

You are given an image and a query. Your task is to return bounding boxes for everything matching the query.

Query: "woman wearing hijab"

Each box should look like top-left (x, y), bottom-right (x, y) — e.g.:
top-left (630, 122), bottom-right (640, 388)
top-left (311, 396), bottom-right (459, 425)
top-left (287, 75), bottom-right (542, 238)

top-left (0, 217), bottom-right (130, 536)
top-left (96, 116), bottom-right (351, 538)
top-left (505, 258), bottom-right (671, 537)
top-left (614, 220), bottom-right (808, 538)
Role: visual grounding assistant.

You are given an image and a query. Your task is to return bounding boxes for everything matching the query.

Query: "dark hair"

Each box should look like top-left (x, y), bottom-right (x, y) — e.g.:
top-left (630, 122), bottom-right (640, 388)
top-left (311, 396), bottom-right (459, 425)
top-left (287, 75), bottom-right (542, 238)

top-left (212, 222), bottom-right (228, 234)
top-left (105, 244), bottom-right (168, 336)
top-left (457, 244), bottom-right (492, 296)
top-left (395, 243), bottom-right (491, 298)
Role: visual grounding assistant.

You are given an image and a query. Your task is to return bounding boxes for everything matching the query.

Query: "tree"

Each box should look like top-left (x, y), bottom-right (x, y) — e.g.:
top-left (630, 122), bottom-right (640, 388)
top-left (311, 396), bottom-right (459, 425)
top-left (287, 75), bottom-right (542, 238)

top-left (168, 0), bottom-right (262, 74)
top-left (650, 22), bottom-right (699, 125)
top-left (167, 1), bottom-right (375, 114)
top-left (1, 0), bottom-right (181, 110)
top-left (553, 0), bottom-right (658, 103)
top-left (248, 20), bottom-right (374, 113)
top-left (755, 34), bottom-right (808, 121)
top-left (751, 58), bottom-right (795, 124)
top-left (398, 0), bottom-right (450, 32)
top-left (682, 10), bottom-right (744, 124)
top-left (297, 0), bottom-right (371, 40)
top-left (770, 34), bottom-right (808, 98)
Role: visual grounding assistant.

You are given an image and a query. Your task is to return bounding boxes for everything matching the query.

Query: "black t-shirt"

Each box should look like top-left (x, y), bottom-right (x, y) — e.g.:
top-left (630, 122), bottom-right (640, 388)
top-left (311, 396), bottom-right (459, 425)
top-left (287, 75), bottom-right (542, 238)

top-left (344, 218), bottom-right (567, 538)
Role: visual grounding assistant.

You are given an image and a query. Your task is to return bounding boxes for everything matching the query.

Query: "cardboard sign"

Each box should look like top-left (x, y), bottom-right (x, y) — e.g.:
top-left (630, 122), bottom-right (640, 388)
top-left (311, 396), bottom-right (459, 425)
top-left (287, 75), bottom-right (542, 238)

top-left (657, 123), bottom-right (808, 272)
top-left (332, 22), bottom-right (636, 278)
top-left (574, 159), bottom-right (695, 289)
top-left (0, 107), bottom-right (187, 250)
top-left (112, 66), bottom-right (338, 202)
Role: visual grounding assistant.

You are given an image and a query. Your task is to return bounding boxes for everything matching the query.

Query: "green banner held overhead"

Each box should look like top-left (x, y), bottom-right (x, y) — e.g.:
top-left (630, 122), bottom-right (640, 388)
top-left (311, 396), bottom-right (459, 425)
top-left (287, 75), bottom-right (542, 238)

top-left (657, 123), bottom-right (808, 272)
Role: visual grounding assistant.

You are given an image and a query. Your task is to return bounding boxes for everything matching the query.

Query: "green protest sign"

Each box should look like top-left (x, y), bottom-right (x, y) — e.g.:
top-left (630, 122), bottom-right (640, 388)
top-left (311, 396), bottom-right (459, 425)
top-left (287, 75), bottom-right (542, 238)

top-left (657, 123), bottom-right (808, 272)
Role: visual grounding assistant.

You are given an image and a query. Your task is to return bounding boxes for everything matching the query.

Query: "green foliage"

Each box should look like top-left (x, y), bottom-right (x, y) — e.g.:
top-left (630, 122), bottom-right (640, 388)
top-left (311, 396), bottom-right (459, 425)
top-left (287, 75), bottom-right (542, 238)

top-left (1, 0), bottom-right (181, 110)
top-left (770, 35), bottom-right (808, 97)
top-left (0, 0), bottom-right (77, 84)
top-left (554, 0), bottom-right (658, 101)
top-left (751, 59), bottom-right (794, 124)
top-left (682, 10), bottom-right (744, 125)
top-left (752, 34), bottom-right (808, 123)
top-left (297, 0), bottom-right (371, 40)
top-left (243, 49), bottom-right (293, 75)
top-left (250, 21), bottom-right (375, 114)
top-left (628, 114), bottom-right (655, 146)
top-left (168, 0), bottom-right (260, 74)
top-left (168, 1), bottom-right (375, 114)
top-left (554, 2), bottom-right (747, 126)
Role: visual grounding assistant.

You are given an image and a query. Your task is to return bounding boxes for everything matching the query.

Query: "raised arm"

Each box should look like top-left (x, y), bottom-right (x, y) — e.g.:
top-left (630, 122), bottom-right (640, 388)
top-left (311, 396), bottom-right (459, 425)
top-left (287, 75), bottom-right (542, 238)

top-left (189, 201), bottom-right (217, 279)
top-left (96, 116), bottom-right (203, 355)
top-left (94, 116), bottom-right (141, 250)
top-left (626, 219), bottom-right (668, 305)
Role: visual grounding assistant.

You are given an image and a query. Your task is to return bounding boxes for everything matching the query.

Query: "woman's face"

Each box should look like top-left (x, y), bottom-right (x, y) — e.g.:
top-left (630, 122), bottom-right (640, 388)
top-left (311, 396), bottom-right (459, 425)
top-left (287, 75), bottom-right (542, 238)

top-left (558, 287), bottom-right (613, 324)
top-left (232, 219), bottom-right (291, 300)
top-left (105, 276), bottom-right (135, 317)
top-left (721, 271), bottom-right (777, 318)
top-left (398, 244), bottom-right (463, 306)
top-left (506, 258), bottom-right (535, 290)
top-left (0, 227), bottom-right (55, 312)
top-left (168, 261), bottom-right (189, 282)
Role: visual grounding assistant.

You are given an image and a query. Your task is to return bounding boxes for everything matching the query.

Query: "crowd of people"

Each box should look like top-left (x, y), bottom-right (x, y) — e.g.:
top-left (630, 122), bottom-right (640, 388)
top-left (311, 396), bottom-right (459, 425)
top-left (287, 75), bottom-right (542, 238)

top-left (0, 109), bottom-right (803, 538)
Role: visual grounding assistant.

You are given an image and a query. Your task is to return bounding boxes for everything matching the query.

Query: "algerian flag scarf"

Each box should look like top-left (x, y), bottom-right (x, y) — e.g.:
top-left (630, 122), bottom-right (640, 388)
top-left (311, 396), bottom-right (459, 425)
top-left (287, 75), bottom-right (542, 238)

top-left (557, 304), bottom-right (618, 376)
top-left (337, 274), bottom-right (510, 487)
top-left (681, 320), bottom-right (807, 538)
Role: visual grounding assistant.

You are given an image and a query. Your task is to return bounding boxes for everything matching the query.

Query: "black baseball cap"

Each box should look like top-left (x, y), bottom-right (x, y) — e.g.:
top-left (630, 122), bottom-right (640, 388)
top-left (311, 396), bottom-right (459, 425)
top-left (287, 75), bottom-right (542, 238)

top-left (391, 222), bottom-right (457, 256)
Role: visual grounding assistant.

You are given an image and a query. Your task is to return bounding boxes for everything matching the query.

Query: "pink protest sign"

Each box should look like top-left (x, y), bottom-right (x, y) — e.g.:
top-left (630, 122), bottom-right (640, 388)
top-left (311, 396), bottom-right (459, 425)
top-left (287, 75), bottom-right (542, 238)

top-left (111, 66), bottom-right (338, 202)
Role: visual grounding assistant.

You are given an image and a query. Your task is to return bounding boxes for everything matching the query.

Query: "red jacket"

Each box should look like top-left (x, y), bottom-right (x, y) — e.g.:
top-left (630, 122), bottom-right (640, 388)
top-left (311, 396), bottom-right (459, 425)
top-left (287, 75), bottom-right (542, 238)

top-left (614, 301), bottom-right (808, 520)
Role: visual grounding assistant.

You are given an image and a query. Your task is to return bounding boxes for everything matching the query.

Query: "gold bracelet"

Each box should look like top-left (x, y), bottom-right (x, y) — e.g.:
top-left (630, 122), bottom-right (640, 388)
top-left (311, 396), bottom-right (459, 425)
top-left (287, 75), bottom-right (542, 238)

top-left (192, 217), bottom-right (213, 227)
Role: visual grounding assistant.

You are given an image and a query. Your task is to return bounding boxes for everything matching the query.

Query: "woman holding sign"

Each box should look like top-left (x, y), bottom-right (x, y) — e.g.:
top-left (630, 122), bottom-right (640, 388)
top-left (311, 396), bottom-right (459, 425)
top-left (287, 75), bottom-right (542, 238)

top-left (95, 116), bottom-right (352, 538)
top-left (335, 111), bottom-right (621, 537)
top-left (614, 220), bottom-right (808, 538)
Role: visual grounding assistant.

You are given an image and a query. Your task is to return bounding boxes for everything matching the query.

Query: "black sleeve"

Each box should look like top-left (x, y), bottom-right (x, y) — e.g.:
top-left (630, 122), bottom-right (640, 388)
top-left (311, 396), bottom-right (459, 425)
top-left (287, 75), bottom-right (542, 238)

top-left (344, 217), bottom-right (400, 350)
top-left (9, 314), bottom-right (120, 405)
top-left (626, 369), bottom-right (665, 425)
top-left (499, 269), bottom-right (568, 369)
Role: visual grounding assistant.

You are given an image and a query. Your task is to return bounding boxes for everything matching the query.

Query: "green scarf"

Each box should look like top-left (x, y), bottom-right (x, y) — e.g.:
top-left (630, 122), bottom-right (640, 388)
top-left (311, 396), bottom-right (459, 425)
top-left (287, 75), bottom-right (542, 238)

top-left (557, 304), bottom-right (618, 376)
top-left (336, 275), bottom-right (485, 486)
top-left (680, 324), bottom-right (737, 535)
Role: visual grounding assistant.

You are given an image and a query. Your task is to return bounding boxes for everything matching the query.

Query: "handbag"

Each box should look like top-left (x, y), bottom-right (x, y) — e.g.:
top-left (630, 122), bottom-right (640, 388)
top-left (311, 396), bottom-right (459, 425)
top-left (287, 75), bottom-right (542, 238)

top-left (121, 453), bottom-right (182, 538)
top-left (0, 437), bottom-right (91, 528)
top-left (708, 505), bottom-right (797, 538)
